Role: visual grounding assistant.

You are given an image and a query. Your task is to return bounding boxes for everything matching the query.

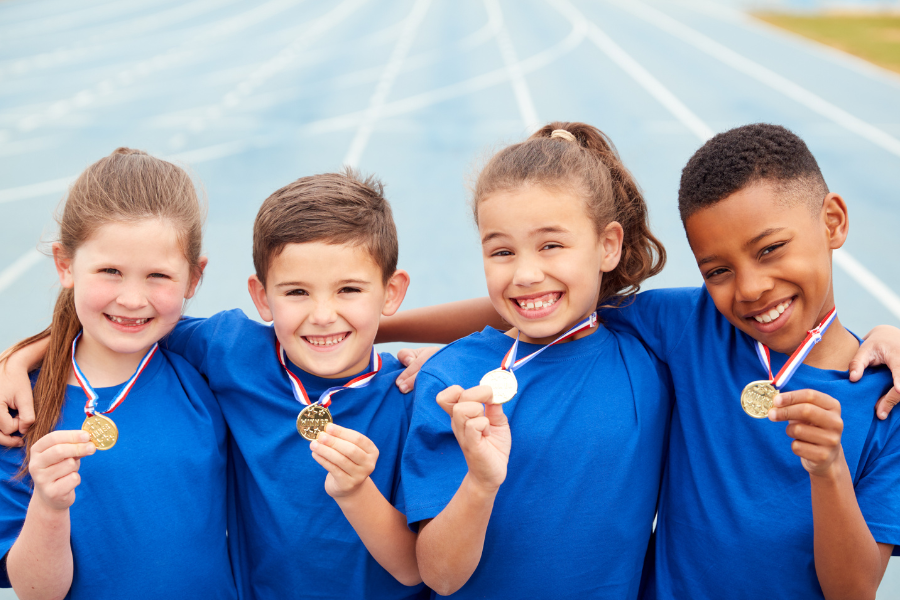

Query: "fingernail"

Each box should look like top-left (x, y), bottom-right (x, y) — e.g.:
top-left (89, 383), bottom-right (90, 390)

top-left (767, 409), bottom-right (776, 420)
top-left (399, 382), bottom-right (409, 393)
top-left (773, 395), bottom-right (783, 407)
top-left (878, 411), bottom-right (887, 420)
top-left (79, 432), bottom-right (91, 442)
top-left (317, 433), bottom-right (329, 443)
top-left (310, 441), bottom-right (319, 450)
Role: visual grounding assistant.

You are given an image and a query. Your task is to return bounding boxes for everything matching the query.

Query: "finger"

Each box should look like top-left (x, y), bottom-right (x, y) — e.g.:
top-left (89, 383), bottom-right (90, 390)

top-left (34, 458), bottom-right (82, 485)
top-left (0, 404), bottom-right (17, 436)
top-left (15, 393), bottom-right (35, 435)
top-left (769, 402), bottom-right (842, 430)
top-left (0, 431), bottom-right (23, 447)
top-left (452, 401), bottom-right (487, 421)
top-left (848, 348), bottom-right (876, 382)
top-left (396, 348), bottom-right (417, 367)
top-left (314, 434), bottom-right (372, 468)
top-left (32, 442), bottom-right (96, 469)
top-left (396, 347), bottom-right (441, 393)
top-left (464, 415), bottom-right (491, 443)
top-left (459, 385), bottom-right (494, 406)
top-left (772, 390), bottom-right (840, 412)
top-left (436, 385), bottom-right (465, 415)
top-left (876, 387), bottom-right (900, 420)
top-left (31, 430), bottom-right (92, 454)
top-left (322, 424), bottom-right (377, 455)
top-left (310, 444), bottom-right (359, 480)
top-left (784, 422), bottom-right (842, 447)
top-left (484, 402), bottom-right (509, 427)
top-left (44, 471), bottom-right (82, 500)
top-left (310, 450), bottom-right (347, 478)
top-left (790, 440), bottom-right (834, 464)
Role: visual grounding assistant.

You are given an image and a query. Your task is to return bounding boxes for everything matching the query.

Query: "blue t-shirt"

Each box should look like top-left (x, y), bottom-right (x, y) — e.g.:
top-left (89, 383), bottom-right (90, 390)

top-left (602, 287), bottom-right (900, 600)
top-left (402, 325), bottom-right (672, 599)
top-left (0, 350), bottom-right (236, 600)
top-left (164, 309), bottom-right (427, 600)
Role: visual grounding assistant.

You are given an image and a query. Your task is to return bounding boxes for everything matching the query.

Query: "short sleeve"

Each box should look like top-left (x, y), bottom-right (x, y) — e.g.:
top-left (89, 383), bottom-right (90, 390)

top-left (160, 316), bottom-right (216, 377)
top-left (0, 446), bottom-right (31, 587)
top-left (400, 371), bottom-right (468, 529)
top-left (600, 288), bottom-right (701, 363)
top-left (854, 417), bottom-right (900, 554)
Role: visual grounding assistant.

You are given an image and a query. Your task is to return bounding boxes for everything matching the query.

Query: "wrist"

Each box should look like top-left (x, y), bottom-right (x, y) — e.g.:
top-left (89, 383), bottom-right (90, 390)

top-left (331, 477), bottom-right (374, 504)
top-left (461, 472), bottom-right (501, 502)
top-left (809, 448), bottom-right (849, 484)
top-left (29, 495), bottom-right (70, 522)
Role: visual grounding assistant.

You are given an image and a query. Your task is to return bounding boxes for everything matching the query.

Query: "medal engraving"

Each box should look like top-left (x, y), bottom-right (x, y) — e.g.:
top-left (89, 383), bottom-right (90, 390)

top-left (82, 414), bottom-right (118, 450)
top-left (741, 380), bottom-right (777, 419)
top-left (479, 369), bottom-right (518, 404)
top-left (297, 404), bottom-right (333, 441)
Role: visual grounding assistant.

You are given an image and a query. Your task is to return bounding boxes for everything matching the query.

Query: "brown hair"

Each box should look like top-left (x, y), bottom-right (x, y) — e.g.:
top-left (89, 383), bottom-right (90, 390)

top-left (2, 147), bottom-right (205, 476)
top-left (473, 121), bottom-right (666, 306)
top-left (252, 167), bottom-right (397, 286)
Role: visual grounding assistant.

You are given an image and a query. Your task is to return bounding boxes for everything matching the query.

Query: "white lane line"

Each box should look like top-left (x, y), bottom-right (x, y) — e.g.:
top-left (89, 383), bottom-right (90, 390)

top-left (834, 250), bottom-right (900, 322)
top-left (0, 177), bottom-right (71, 205)
top-left (0, 249), bottom-right (44, 296)
top-left (610, 0), bottom-right (900, 159)
top-left (485, 0), bottom-right (541, 134)
top-left (0, 0), bottom-right (174, 41)
top-left (674, 0), bottom-right (900, 90)
top-left (582, 0), bottom-right (900, 321)
top-left (343, 0), bottom-right (431, 169)
top-left (549, 0), bottom-right (712, 141)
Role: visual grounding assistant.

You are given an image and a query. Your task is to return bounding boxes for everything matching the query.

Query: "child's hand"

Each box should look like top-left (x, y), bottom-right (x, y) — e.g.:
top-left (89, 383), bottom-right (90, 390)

top-left (0, 361), bottom-right (36, 447)
top-left (29, 430), bottom-right (96, 511)
top-left (437, 385), bottom-right (511, 494)
top-left (850, 324), bottom-right (900, 420)
top-left (310, 424), bottom-right (379, 499)
top-left (768, 390), bottom-right (844, 477)
top-left (395, 346), bottom-right (441, 393)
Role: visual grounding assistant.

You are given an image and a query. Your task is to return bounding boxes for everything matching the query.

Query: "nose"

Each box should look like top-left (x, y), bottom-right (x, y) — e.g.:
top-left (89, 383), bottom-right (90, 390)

top-left (511, 253), bottom-right (545, 288)
top-left (309, 298), bottom-right (338, 326)
top-left (116, 280), bottom-right (148, 311)
top-left (734, 266), bottom-right (773, 303)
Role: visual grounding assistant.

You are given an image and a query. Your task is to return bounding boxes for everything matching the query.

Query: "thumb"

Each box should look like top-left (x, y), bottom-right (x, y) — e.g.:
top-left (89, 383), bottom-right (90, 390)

top-left (16, 391), bottom-right (36, 435)
top-left (876, 387), bottom-right (900, 420)
top-left (484, 402), bottom-right (508, 427)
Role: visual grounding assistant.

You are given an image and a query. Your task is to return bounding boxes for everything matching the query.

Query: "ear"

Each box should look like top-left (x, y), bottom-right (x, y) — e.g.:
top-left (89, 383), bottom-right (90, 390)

top-left (247, 274), bottom-right (274, 322)
top-left (821, 193), bottom-right (849, 250)
top-left (184, 256), bottom-right (208, 300)
top-left (381, 269), bottom-right (410, 317)
top-left (598, 221), bottom-right (625, 273)
top-left (52, 243), bottom-right (74, 289)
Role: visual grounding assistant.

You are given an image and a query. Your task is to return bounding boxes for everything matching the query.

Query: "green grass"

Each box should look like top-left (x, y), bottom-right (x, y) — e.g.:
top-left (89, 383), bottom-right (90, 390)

top-left (754, 12), bottom-right (900, 74)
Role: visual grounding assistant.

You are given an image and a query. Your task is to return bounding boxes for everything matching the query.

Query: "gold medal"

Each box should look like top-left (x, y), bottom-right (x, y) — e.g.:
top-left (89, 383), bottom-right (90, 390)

top-left (297, 404), bottom-right (333, 441)
top-left (479, 368), bottom-right (518, 404)
top-left (740, 380), bottom-right (777, 419)
top-left (82, 414), bottom-right (119, 450)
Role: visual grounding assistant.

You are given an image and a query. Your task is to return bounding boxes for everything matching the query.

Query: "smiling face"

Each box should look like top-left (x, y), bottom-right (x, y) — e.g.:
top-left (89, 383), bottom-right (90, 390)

top-left (478, 185), bottom-right (622, 345)
top-left (685, 181), bottom-right (848, 355)
top-left (55, 219), bottom-right (202, 372)
top-left (248, 241), bottom-right (408, 379)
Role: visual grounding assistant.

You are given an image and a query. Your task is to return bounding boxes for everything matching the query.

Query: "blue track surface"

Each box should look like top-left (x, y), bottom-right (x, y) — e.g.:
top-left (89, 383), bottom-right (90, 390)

top-left (1, 1), bottom-right (899, 597)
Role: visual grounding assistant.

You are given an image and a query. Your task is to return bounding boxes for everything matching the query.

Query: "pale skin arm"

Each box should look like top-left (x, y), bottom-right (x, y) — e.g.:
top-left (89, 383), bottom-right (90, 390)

top-left (309, 423), bottom-right (420, 586)
top-left (416, 385), bottom-right (510, 596)
top-left (0, 337), bottom-right (47, 446)
top-left (7, 430), bottom-right (96, 600)
top-left (769, 390), bottom-right (893, 600)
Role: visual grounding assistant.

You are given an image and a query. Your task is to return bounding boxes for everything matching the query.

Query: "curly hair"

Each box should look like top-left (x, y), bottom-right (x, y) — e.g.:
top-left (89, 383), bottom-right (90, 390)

top-left (678, 123), bottom-right (828, 223)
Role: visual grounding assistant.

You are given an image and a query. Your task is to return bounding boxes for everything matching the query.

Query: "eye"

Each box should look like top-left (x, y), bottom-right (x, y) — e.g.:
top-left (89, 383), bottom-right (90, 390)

top-left (541, 243), bottom-right (563, 251)
top-left (760, 242), bottom-right (786, 257)
top-left (285, 288), bottom-right (308, 296)
top-left (148, 272), bottom-right (170, 279)
top-left (339, 287), bottom-right (362, 294)
top-left (704, 267), bottom-right (730, 281)
top-left (490, 249), bottom-right (512, 257)
top-left (101, 268), bottom-right (120, 275)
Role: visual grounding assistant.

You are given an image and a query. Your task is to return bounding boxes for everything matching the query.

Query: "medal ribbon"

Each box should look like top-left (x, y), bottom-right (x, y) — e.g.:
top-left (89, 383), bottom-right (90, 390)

top-left (276, 341), bottom-right (382, 408)
top-left (499, 312), bottom-right (598, 372)
top-left (753, 307), bottom-right (838, 390)
top-left (71, 331), bottom-right (158, 417)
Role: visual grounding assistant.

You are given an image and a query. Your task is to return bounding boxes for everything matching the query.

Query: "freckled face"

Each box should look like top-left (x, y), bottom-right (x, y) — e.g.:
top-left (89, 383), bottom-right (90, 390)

top-left (478, 186), bottom-right (614, 345)
top-left (685, 182), bottom-right (839, 355)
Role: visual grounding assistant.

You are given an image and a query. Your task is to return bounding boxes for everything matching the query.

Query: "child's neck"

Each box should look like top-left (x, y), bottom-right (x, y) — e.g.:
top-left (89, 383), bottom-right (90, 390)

top-left (68, 334), bottom-right (153, 388)
top-left (800, 317), bottom-right (858, 372)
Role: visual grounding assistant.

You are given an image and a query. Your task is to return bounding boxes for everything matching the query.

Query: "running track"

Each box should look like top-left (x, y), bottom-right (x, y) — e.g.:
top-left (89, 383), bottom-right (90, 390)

top-left (0, 0), bottom-right (898, 596)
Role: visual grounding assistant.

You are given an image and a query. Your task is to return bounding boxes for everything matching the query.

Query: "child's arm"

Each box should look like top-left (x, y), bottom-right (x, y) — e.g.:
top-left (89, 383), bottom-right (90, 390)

top-left (769, 390), bottom-right (893, 599)
top-left (310, 424), bottom-right (421, 586)
top-left (415, 384), bottom-right (510, 596)
top-left (377, 298), bottom-right (505, 345)
top-left (849, 325), bottom-right (900, 420)
top-left (6, 430), bottom-right (96, 600)
top-left (0, 337), bottom-right (47, 446)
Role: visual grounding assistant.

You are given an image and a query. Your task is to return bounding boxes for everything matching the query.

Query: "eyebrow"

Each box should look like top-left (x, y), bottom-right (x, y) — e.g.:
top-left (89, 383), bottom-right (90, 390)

top-left (481, 226), bottom-right (570, 244)
top-left (274, 278), bottom-right (371, 288)
top-left (696, 227), bottom-right (787, 267)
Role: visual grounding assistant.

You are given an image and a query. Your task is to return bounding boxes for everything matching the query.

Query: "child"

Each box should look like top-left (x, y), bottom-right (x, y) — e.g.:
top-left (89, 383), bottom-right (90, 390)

top-left (0, 148), bottom-right (236, 599)
top-left (402, 122), bottom-right (672, 598)
top-left (386, 124), bottom-right (900, 599)
top-left (0, 170), bottom-right (428, 599)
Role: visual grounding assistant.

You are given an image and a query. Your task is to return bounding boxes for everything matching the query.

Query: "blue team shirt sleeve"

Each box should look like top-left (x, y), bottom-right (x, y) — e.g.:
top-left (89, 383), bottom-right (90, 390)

top-left (854, 413), bottom-right (900, 555)
top-left (0, 446), bottom-right (30, 587)
top-left (401, 371), bottom-right (469, 529)
top-left (160, 316), bottom-right (214, 377)
top-left (600, 288), bottom-right (703, 363)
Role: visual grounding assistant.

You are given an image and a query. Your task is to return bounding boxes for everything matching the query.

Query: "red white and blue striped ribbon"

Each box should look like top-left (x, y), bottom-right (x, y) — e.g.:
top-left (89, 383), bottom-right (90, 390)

top-left (71, 331), bottom-right (158, 417)
top-left (276, 341), bottom-right (382, 408)
top-left (499, 312), bottom-right (598, 372)
top-left (753, 307), bottom-right (838, 390)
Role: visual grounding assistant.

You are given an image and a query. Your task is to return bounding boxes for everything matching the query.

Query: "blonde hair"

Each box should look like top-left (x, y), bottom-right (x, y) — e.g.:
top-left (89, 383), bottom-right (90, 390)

top-left (4, 148), bottom-right (205, 476)
top-left (473, 121), bottom-right (665, 306)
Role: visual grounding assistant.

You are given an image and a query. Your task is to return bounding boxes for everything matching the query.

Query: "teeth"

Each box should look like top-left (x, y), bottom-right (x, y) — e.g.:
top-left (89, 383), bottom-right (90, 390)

top-left (305, 333), bottom-right (347, 346)
top-left (516, 294), bottom-right (560, 310)
top-left (753, 298), bottom-right (793, 324)
top-left (108, 315), bottom-right (149, 325)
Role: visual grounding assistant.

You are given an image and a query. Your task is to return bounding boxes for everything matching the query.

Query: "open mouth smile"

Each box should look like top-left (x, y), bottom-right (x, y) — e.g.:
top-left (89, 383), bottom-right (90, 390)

top-left (302, 332), bottom-right (350, 347)
top-left (104, 314), bottom-right (152, 327)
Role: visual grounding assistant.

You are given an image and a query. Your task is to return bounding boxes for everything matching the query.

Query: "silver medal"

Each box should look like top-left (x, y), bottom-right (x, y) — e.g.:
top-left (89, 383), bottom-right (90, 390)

top-left (479, 368), bottom-right (518, 404)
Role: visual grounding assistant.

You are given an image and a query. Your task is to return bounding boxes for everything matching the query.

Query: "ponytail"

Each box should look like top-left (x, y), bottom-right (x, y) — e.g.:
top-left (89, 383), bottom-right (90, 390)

top-left (473, 121), bottom-right (666, 307)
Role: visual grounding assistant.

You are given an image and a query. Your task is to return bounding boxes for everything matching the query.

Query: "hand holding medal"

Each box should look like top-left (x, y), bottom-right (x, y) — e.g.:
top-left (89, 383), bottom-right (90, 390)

top-left (766, 388), bottom-right (845, 476)
top-left (480, 313), bottom-right (597, 405)
top-left (28, 430), bottom-right (96, 511)
top-left (309, 423), bottom-right (380, 498)
top-left (72, 331), bottom-right (157, 450)
top-left (740, 307), bottom-right (838, 419)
